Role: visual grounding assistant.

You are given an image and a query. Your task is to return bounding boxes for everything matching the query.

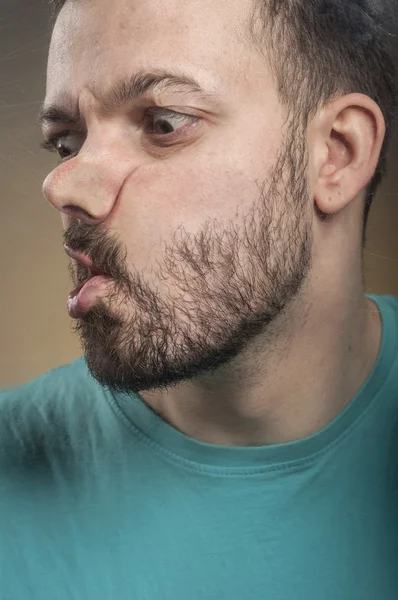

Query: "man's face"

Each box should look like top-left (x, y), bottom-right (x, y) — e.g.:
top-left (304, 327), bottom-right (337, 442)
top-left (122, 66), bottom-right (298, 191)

top-left (42, 0), bottom-right (313, 395)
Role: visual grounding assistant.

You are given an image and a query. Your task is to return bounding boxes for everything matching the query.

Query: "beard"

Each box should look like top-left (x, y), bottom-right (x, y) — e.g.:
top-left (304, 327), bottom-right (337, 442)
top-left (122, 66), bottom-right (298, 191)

top-left (66, 124), bottom-right (313, 396)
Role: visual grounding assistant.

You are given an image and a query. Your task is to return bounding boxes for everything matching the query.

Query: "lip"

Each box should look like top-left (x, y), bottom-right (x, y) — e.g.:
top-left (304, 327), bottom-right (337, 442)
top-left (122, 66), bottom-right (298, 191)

top-left (63, 245), bottom-right (104, 276)
top-left (67, 274), bottom-right (112, 319)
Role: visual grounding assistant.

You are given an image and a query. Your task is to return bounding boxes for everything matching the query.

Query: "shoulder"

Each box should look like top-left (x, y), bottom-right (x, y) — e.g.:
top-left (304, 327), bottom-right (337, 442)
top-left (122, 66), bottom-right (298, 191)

top-left (379, 295), bottom-right (398, 314)
top-left (1, 356), bottom-right (94, 400)
top-left (369, 294), bottom-right (398, 334)
top-left (0, 357), bottom-right (99, 424)
top-left (0, 358), bottom-right (111, 473)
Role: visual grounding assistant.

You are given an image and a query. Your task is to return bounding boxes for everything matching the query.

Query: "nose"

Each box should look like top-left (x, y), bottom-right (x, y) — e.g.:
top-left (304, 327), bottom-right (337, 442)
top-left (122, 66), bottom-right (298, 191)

top-left (42, 138), bottom-right (138, 225)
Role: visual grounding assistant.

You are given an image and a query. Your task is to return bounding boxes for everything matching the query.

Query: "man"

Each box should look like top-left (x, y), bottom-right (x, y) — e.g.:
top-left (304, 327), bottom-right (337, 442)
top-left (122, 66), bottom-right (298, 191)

top-left (1, 0), bottom-right (397, 597)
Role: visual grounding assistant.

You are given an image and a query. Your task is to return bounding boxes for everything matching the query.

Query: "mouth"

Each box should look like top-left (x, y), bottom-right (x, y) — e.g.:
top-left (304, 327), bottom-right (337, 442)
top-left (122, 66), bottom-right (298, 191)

top-left (67, 271), bottom-right (113, 318)
top-left (64, 245), bottom-right (107, 280)
top-left (77, 265), bottom-right (106, 289)
top-left (87, 264), bottom-right (106, 278)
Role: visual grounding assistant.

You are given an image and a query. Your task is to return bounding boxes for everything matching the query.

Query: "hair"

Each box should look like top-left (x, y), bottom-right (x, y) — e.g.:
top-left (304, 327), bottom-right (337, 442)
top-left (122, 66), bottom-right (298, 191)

top-left (248, 0), bottom-right (397, 242)
top-left (48, 0), bottom-right (397, 241)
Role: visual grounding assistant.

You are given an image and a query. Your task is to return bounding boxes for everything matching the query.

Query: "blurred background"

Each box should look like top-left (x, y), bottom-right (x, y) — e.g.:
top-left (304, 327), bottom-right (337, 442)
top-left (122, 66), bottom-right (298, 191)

top-left (1, 0), bottom-right (397, 388)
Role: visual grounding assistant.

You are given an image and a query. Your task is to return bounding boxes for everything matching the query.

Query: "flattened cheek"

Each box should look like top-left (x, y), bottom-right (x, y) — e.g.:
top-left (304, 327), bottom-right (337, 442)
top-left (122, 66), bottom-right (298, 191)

top-left (111, 168), bottom-right (185, 257)
top-left (113, 160), bottom-right (258, 269)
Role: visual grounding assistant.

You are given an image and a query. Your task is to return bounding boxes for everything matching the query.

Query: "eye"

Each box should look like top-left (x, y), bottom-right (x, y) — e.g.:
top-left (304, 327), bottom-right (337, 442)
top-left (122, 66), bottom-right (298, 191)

top-left (144, 108), bottom-right (198, 136)
top-left (40, 132), bottom-right (85, 160)
top-left (40, 109), bottom-right (199, 160)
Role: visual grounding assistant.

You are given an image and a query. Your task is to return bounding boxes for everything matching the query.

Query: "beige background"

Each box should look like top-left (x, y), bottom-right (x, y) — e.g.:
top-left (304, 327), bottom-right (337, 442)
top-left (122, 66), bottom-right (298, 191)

top-left (1, 1), bottom-right (397, 388)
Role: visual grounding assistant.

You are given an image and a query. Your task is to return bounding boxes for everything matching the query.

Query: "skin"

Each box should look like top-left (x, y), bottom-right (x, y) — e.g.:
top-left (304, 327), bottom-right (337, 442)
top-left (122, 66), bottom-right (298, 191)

top-left (41, 0), bottom-right (385, 446)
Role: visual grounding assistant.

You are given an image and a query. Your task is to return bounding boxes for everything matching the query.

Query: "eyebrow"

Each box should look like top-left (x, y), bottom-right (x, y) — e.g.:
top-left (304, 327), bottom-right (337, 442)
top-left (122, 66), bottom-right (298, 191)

top-left (37, 69), bottom-right (215, 130)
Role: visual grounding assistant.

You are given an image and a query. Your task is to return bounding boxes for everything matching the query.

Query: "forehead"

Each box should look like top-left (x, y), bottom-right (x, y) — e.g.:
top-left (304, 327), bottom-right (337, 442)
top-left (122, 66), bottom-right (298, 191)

top-left (46, 0), bottom-right (257, 99)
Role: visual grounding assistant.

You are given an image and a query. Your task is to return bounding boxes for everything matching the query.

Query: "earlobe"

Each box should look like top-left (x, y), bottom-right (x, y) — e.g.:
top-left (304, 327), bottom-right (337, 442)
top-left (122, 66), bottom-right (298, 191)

top-left (313, 94), bottom-right (385, 216)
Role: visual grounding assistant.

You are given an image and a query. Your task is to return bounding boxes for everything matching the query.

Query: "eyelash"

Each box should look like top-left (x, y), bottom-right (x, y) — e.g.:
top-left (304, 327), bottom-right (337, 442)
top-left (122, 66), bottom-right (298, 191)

top-left (40, 107), bottom-right (198, 156)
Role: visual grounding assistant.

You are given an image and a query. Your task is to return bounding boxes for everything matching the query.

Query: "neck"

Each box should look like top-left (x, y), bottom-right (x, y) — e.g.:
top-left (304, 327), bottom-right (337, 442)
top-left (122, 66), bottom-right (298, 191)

top-left (140, 261), bottom-right (382, 448)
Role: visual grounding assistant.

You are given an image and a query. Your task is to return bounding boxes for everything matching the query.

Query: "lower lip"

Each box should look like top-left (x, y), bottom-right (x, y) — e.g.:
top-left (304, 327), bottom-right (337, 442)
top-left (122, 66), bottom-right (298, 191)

top-left (67, 275), bottom-right (113, 319)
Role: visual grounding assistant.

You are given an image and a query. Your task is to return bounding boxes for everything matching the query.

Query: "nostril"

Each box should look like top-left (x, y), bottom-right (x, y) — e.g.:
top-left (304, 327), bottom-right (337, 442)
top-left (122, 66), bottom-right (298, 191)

top-left (63, 205), bottom-right (100, 225)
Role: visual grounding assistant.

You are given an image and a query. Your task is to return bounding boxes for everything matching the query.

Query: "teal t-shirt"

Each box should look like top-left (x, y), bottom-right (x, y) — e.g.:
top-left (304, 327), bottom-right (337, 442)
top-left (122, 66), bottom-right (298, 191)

top-left (1, 294), bottom-right (397, 599)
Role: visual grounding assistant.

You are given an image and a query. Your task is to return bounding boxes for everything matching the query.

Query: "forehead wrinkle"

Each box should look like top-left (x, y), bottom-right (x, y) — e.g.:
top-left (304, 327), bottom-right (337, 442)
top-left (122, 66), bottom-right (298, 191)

top-left (40, 67), bottom-right (221, 128)
top-left (97, 69), bottom-right (218, 116)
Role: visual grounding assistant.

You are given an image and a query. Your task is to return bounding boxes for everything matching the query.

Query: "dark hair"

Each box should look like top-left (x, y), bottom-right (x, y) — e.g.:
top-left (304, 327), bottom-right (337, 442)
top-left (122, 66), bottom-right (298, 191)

top-left (248, 0), bottom-right (397, 239)
top-left (48, 0), bottom-right (397, 238)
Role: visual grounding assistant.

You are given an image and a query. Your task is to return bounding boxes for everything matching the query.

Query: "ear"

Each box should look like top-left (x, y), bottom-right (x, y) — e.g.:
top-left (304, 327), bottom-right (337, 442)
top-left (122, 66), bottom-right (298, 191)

top-left (310, 93), bottom-right (386, 215)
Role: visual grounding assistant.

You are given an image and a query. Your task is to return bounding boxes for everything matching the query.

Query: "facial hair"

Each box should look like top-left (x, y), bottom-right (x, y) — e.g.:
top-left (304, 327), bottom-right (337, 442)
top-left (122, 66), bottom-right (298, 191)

top-left (66, 123), bottom-right (313, 396)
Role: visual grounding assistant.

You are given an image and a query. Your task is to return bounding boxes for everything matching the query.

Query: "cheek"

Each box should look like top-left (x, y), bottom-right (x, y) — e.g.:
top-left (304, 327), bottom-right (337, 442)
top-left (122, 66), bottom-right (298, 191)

top-left (114, 154), bottom-right (265, 270)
